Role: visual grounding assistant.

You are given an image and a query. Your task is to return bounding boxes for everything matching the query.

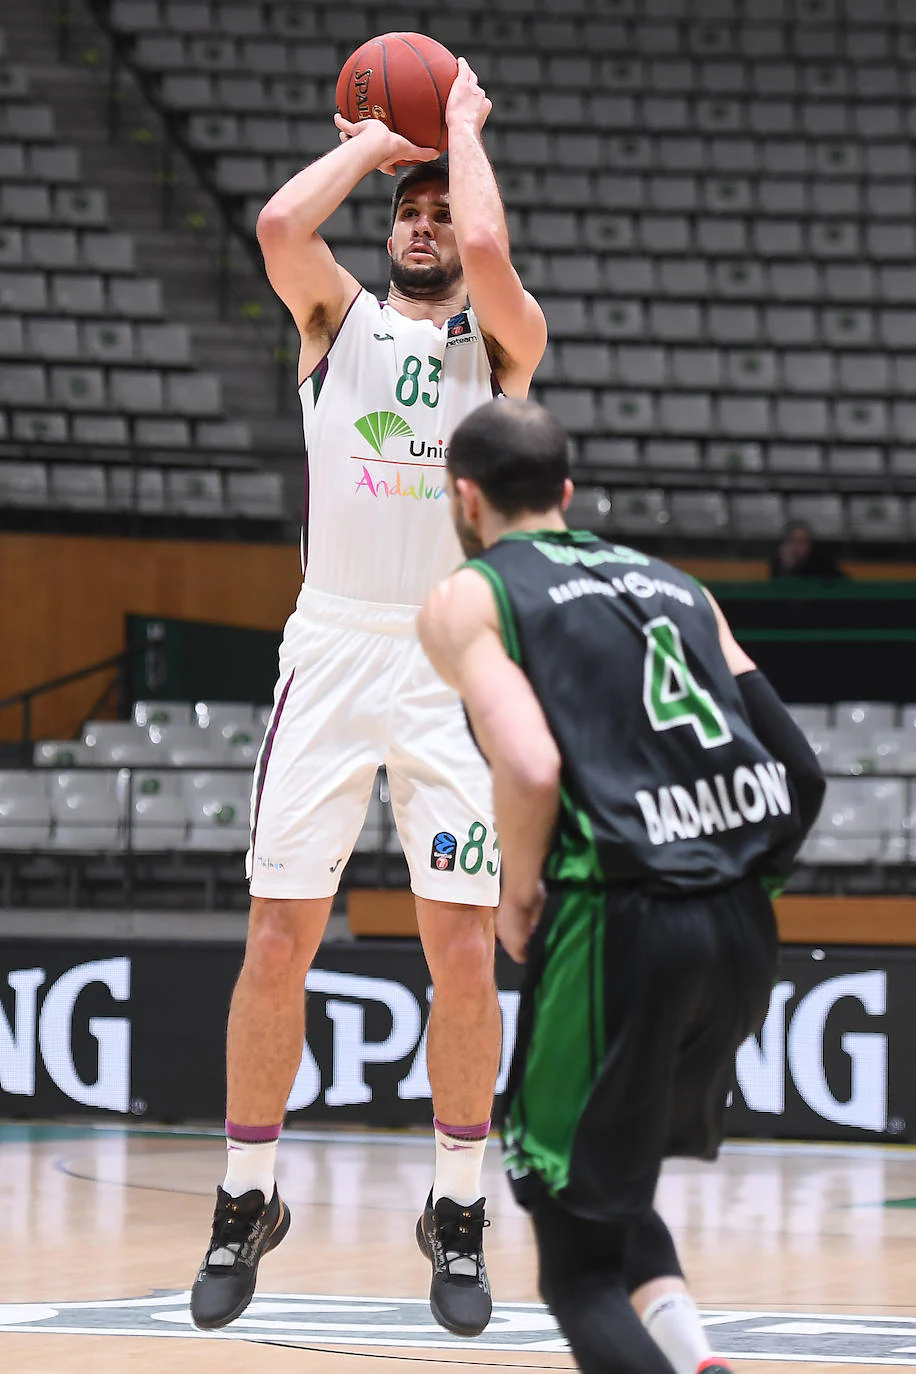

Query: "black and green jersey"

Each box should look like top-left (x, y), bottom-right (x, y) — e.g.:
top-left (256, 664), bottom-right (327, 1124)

top-left (468, 529), bottom-right (803, 893)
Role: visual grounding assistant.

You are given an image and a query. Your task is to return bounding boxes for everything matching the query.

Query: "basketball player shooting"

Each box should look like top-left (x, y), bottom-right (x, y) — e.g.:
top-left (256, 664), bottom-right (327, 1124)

top-left (189, 57), bottom-right (547, 1339)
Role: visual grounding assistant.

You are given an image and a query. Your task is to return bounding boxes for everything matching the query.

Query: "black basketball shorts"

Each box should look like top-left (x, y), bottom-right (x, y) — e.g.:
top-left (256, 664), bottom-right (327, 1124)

top-left (501, 874), bottom-right (778, 1222)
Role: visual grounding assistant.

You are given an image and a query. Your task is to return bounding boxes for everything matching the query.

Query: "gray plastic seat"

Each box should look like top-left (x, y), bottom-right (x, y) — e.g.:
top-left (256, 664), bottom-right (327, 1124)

top-left (0, 364), bottom-right (46, 406)
top-left (50, 273), bottom-right (104, 314)
top-left (166, 468), bottom-right (224, 515)
top-left (786, 493), bottom-right (845, 539)
top-left (649, 302), bottom-right (702, 340)
top-left (50, 366), bottom-right (106, 409)
top-left (610, 488), bottom-right (671, 536)
top-left (110, 277), bottom-right (163, 317)
top-left (110, 369), bottom-right (163, 412)
top-left (50, 464), bottom-right (107, 510)
top-left (557, 343), bottom-right (613, 385)
top-left (73, 415), bottom-right (129, 445)
top-left (55, 188), bottom-right (107, 226)
top-left (165, 372), bottom-right (221, 415)
top-left (707, 305), bottom-right (760, 344)
top-left (109, 467), bottom-right (166, 512)
top-left (196, 418), bottom-right (250, 449)
top-left (542, 388), bottom-right (598, 434)
top-left (605, 258), bottom-right (654, 296)
top-left (847, 496), bottom-right (905, 542)
top-left (644, 440), bottom-right (701, 470)
top-left (11, 412), bottom-right (68, 442)
top-left (768, 446), bottom-right (823, 475)
top-left (726, 350), bottom-right (777, 391)
top-left (1, 183), bottom-right (52, 224)
top-left (0, 227), bottom-right (24, 264)
top-left (0, 461), bottom-right (48, 507)
top-left (669, 490), bottom-right (729, 536)
top-left (602, 391), bottom-right (655, 433)
top-left (592, 301), bottom-right (645, 339)
top-left (660, 393), bottom-right (712, 435)
top-left (83, 320), bottom-right (135, 361)
top-left (0, 316), bottom-right (24, 355)
top-left (731, 492), bottom-right (786, 539)
top-left (225, 469), bottom-right (284, 518)
top-left (617, 346), bottom-right (667, 387)
top-left (133, 417), bottom-right (190, 447)
top-left (24, 229), bottom-right (76, 269)
top-left (718, 396), bottom-right (772, 438)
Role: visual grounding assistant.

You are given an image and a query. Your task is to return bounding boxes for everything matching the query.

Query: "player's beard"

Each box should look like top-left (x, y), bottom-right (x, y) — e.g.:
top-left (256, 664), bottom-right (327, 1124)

top-left (390, 253), bottom-right (463, 299)
top-left (454, 504), bottom-right (485, 558)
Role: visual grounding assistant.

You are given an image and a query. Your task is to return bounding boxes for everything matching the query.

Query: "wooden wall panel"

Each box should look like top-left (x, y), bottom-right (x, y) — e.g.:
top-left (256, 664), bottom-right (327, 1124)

top-left (0, 534), bottom-right (301, 743)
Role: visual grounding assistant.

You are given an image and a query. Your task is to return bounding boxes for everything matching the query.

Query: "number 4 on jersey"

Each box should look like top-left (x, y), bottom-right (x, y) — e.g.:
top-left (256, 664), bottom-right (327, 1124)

top-left (642, 616), bottom-right (732, 749)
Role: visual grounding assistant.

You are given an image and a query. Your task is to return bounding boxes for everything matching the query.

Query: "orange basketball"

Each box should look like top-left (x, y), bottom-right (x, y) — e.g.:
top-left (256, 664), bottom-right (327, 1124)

top-left (335, 33), bottom-right (458, 155)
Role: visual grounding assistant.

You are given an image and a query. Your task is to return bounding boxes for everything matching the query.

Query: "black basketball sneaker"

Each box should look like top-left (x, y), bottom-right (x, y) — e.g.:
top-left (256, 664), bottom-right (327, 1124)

top-left (190, 1184), bottom-right (290, 1330)
top-left (416, 1191), bottom-right (492, 1337)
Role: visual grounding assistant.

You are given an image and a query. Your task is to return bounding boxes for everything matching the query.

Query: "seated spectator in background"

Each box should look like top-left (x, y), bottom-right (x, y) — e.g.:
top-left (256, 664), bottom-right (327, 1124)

top-left (770, 521), bottom-right (846, 580)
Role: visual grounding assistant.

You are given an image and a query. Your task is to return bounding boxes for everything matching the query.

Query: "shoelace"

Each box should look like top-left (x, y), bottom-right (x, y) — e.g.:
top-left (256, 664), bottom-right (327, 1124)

top-left (207, 1196), bottom-right (261, 1268)
top-left (438, 1209), bottom-right (490, 1279)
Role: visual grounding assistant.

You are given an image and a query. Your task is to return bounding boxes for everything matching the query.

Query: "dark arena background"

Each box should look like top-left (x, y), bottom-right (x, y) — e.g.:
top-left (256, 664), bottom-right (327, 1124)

top-left (2, 1), bottom-right (916, 1370)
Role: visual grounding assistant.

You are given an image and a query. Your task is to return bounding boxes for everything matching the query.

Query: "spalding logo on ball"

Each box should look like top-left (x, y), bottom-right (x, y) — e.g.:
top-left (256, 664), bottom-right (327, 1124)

top-left (336, 33), bottom-right (458, 154)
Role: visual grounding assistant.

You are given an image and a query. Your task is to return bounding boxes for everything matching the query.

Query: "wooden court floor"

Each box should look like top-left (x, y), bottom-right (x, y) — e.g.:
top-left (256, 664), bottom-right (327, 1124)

top-left (2, 1124), bottom-right (916, 1373)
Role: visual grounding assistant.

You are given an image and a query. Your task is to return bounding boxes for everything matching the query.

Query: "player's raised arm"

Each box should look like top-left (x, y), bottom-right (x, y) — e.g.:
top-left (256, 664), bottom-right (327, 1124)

top-left (256, 119), bottom-right (439, 359)
top-left (419, 570), bottom-right (561, 959)
top-left (443, 60), bottom-right (548, 392)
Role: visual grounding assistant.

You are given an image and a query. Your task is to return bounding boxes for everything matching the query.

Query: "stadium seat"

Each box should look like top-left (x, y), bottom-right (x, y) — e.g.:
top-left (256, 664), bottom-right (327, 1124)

top-left (126, 771), bottom-right (187, 850)
top-left (49, 770), bottom-right (124, 850)
top-left (83, 720), bottom-right (158, 765)
top-left (133, 700), bottom-right (193, 728)
top-left (0, 770), bottom-right (51, 849)
top-left (148, 722), bottom-right (225, 764)
top-left (184, 770), bottom-right (251, 850)
top-left (33, 740), bottom-right (91, 767)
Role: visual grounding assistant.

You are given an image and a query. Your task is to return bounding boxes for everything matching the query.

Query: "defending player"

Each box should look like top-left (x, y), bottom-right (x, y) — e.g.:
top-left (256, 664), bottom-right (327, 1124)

top-left (418, 398), bottom-right (825, 1374)
top-left (188, 62), bottom-right (546, 1339)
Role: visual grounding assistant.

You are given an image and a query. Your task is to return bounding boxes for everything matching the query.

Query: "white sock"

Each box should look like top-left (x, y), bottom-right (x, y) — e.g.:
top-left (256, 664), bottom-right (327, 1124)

top-left (222, 1138), bottom-right (278, 1200)
top-left (432, 1126), bottom-right (488, 1206)
top-left (642, 1292), bottom-right (714, 1374)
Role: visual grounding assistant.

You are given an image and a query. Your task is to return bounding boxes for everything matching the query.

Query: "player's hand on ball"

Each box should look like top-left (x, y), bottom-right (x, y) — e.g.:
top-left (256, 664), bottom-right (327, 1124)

top-left (333, 113), bottom-right (440, 175)
top-left (445, 57), bottom-right (492, 133)
top-left (497, 883), bottom-right (546, 964)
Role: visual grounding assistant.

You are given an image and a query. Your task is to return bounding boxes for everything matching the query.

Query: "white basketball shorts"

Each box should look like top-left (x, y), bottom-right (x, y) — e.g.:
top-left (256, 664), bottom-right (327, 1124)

top-left (246, 584), bottom-right (499, 906)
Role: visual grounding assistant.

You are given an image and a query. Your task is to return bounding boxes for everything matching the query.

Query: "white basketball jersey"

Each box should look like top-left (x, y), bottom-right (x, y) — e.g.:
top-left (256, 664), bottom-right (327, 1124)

top-left (298, 290), bottom-right (499, 606)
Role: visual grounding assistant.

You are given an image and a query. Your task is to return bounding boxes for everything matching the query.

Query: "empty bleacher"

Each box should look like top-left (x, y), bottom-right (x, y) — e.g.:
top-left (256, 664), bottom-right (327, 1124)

top-left (0, 22), bottom-right (291, 531)
top-left (83, 0), bottom-right (916, 550)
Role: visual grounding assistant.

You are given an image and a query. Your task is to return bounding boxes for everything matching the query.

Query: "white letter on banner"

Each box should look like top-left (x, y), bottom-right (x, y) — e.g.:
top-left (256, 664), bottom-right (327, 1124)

top-left (0, 968), bottom-right (45, 1096)
top-left (787, 971), bottom-right (888, 1132)
top-left (734, 981), bottom-right (795, 1115)
top-left (38, 958), bottom-right (131, 1112)
top-left (305, 970), bottom-right (421, 1108)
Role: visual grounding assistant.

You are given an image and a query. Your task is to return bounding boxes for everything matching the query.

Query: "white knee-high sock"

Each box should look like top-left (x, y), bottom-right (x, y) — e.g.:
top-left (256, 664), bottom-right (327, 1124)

top-left (642, 1292), bottom-right (716, 1374)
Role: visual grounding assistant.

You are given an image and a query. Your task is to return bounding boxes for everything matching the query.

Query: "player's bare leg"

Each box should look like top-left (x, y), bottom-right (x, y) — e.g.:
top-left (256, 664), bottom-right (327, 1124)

top-left (191, 895), bottom-right (332, 1331)
top-left (414, 897), bottom-right (500, 1337)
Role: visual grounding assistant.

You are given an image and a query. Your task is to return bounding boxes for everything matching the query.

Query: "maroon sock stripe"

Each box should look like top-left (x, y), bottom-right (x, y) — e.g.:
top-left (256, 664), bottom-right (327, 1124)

top-left (225, 1119), bottom-right (283, 1144)
top-left (433, 1117), bottom-right (491, 1141)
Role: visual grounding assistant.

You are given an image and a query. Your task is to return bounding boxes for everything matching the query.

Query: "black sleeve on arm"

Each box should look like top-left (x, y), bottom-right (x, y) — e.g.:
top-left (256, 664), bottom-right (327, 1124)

top-left (736, 669), bottom-right (826, 844)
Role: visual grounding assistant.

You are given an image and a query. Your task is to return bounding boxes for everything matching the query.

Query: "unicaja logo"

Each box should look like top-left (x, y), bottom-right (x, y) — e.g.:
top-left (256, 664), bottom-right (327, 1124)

top-left (354, 410), bottom-right (414, 457)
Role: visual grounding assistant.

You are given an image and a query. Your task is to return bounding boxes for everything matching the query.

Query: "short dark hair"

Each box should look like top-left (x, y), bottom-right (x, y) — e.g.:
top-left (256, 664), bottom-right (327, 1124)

top-left (390, 155), bottom-right (449, 231)
top-left (448, 398), bottom-right (570, 518)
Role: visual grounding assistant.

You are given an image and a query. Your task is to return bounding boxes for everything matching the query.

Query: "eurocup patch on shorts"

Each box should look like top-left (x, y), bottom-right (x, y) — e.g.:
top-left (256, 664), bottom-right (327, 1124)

top-left (431, 831), bottom-right (457, 871)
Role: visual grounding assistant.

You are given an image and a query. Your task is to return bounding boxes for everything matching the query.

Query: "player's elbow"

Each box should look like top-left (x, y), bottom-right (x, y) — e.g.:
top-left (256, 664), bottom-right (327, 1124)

top-left (256, 200), bottom-right (290, 248)
top-left (458, 226), bottom-right (509, 266)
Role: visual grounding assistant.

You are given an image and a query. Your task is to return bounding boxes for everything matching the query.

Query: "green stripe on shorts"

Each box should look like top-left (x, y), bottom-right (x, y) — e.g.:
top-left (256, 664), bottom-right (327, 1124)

top-left (503, 887), bottom-right (606, 1197)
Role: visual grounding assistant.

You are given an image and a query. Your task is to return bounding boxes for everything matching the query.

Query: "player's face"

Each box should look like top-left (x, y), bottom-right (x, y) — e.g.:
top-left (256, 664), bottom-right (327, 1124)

top-left (388, 185), bottom-right (463, 298)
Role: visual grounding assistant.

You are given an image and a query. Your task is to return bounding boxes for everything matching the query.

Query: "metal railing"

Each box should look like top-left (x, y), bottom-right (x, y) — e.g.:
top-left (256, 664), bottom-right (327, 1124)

top-left (0, 637), bottom-right (164, 762)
